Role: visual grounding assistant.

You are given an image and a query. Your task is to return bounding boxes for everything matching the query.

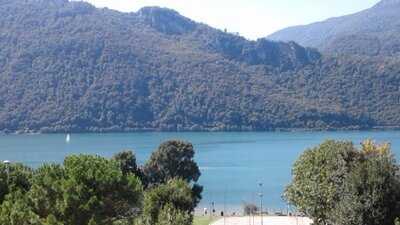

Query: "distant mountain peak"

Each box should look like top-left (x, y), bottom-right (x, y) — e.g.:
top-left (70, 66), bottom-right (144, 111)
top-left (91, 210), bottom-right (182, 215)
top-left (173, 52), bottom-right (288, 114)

top-left (375, 0), bottom-right (400, 7)
top-left (268, 0), bottom-right (400, 56)
top-left (137, 6), bottom-right (197, 35)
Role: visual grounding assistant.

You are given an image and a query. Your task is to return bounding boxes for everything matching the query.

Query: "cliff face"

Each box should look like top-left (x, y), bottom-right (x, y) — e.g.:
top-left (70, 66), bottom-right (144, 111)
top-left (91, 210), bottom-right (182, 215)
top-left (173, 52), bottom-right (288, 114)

top-left (137, 7), bottom-right (197, 35)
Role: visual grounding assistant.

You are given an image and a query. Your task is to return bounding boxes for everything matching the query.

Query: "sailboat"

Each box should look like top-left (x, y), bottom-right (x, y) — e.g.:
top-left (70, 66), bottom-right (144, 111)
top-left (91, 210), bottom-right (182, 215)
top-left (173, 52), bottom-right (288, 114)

top-left (66, 134), bottom-right (71, 143)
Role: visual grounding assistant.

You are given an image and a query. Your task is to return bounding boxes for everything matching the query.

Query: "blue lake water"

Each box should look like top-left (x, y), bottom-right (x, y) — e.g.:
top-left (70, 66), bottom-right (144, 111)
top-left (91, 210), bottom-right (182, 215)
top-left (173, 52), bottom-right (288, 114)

top-left (1, 131), bottom-right (400, 213)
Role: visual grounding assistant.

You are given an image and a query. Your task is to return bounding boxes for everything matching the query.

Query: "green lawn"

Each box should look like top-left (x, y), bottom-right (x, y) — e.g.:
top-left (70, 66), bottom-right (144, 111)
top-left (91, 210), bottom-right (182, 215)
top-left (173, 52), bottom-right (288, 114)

top-left (193, 216), bottom-right (217, 225)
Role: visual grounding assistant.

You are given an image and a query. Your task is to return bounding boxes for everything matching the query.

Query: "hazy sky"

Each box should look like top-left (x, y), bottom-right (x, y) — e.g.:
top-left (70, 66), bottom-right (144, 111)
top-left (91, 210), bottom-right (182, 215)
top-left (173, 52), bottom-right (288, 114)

top-left (83, 0), bottom-right (381, 40)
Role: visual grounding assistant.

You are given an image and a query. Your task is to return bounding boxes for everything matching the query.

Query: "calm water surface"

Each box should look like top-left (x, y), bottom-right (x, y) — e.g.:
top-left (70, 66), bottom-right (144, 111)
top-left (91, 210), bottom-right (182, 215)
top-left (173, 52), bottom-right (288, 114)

top-left (1, 131), bottom-right (400, 213)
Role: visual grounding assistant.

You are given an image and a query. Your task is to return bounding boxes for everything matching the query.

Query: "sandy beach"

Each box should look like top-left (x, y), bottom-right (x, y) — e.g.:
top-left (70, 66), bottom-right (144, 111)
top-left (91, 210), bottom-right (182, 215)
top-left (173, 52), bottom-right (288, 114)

top-left (211, 216), bottom-right (312, 225)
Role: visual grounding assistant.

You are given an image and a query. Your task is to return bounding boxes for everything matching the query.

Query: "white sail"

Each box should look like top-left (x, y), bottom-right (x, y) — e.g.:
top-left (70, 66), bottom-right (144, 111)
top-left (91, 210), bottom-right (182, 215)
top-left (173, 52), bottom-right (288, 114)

top-left (66, 134), bottom-right (70, 143)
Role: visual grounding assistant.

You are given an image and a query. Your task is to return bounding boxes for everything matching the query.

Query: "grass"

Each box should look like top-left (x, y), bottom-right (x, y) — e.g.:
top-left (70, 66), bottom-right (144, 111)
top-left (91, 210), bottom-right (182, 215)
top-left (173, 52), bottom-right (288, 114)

top-left (193, 216), bottom-right (218, 225)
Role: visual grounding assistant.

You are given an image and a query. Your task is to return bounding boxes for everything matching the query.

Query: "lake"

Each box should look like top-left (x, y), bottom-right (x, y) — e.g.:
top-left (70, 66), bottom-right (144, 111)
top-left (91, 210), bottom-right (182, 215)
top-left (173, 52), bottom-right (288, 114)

top-left (1, 131), bottom-right (400, 214)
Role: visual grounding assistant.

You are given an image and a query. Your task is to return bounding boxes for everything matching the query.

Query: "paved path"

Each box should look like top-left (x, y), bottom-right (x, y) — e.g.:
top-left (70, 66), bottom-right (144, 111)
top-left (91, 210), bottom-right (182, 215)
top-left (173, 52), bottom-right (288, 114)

top-left (211, 216), bottom-right (312, 225)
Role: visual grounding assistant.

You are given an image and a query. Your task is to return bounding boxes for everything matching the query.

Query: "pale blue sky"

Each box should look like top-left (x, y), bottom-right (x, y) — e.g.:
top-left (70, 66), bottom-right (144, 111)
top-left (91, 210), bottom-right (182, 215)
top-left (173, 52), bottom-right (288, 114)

top-left (83, 0), bottom-right (380, 39)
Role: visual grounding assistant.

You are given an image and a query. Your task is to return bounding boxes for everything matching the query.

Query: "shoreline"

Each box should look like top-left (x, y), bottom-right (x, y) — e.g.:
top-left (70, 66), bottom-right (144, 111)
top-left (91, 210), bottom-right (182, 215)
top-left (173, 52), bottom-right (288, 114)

top-left (2, 126), bottom-right (400, 135)
top-left (195, 203), bottom-right (304, 218)
top-left (210, 216), bottom-right (312, 225)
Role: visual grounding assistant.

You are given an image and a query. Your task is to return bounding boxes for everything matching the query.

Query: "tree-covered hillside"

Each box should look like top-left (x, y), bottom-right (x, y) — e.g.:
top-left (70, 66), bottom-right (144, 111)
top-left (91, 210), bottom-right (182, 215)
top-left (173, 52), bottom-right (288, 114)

top-left (0, 0), bottom-right (399, 133)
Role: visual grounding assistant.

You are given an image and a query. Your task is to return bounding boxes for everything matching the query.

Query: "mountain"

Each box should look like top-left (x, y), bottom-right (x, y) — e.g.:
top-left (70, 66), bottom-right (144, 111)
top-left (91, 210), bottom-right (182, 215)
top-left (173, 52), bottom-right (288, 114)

top-left (0, 0), bottom-right (400, 133)
top-left (136, 7), bottom-right (321, 70)
top-left (268, 0), bottom-right (400, 56)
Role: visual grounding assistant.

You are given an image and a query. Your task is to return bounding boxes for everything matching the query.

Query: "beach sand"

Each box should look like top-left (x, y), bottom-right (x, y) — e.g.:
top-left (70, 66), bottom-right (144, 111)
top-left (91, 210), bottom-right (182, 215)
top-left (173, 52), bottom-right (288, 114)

top-left (211, 216), bottom-right (312, 225)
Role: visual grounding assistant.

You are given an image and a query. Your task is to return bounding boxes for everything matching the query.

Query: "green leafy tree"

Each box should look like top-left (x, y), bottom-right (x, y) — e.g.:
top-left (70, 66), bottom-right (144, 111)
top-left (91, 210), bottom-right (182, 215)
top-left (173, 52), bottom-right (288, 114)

top-left (19, 155), bottom-right (143, 225)
top-left (155, 204), bottom-right (192, 225)
top-left (284, 140), bottom-right (360, 225)
top-left (0, 162), bottom-right (33, 203)
top-left (0, 141), bottom-right (203, 225)
top-left (286, 139), bottom-right (400, 225)
top-left (112, 151), bottom-right (139, 175)
top-left (331, 148), bottom-right (400, 225)
top-left (0, 190), bottom-right (42, 225)
top-left (191, 183), bottom-right (203, 209)
top-left (112, 150), bottom-right (146, 186)
top-left (43, 215), bottom-right (63, 225)
top-left (144, 140), bottom-right (201, 185)
top-left (28, 164), bottom-right (65, 220)
top-left (60, 155), bottom-right (143, 225)
top-left (142, 179), bottom-right (195, 225)
top-left (143, 140), bottom-right (203, 210)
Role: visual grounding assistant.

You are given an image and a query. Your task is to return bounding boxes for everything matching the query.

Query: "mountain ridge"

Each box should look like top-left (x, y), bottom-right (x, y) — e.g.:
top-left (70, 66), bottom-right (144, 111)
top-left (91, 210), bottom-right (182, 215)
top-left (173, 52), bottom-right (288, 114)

top-left (267, 0), bottom-right (400, 56)
top-left (1, 0), bottom-right (400, 133)
top-left (375, 0), bottom-right (400, 7)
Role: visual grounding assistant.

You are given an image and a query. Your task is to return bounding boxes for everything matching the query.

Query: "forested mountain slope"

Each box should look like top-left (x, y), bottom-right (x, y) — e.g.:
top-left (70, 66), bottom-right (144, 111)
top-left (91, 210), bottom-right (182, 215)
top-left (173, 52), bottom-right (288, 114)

top-left (0, 0), bottom-right (399, 133)
top-left (268, 0), bottom-right (400, 56)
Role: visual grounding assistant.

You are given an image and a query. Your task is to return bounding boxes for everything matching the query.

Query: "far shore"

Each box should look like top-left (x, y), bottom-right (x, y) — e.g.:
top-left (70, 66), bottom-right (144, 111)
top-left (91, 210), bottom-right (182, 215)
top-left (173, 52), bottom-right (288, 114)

top-left (2, 126), bottom-right (400, 135)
